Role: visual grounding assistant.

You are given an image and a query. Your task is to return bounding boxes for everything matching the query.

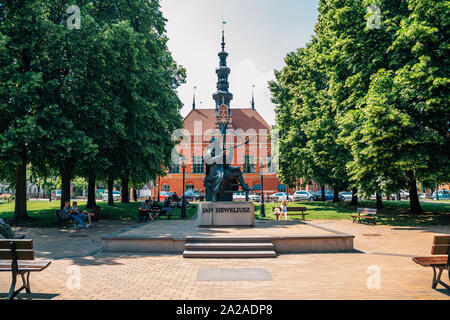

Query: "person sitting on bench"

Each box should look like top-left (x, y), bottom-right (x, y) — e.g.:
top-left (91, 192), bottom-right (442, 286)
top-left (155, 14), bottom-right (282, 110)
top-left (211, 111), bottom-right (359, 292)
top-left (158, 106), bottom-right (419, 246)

top-left (138, 200), bottom-right (152, 223)
top-left (163, 198), bottom-right (170, 208)
top-left (56, 201), bottom-right (73, 228)
top-left (70, 201), bottom-right (92, 228)
top-left (0, 219), bottom-right (25, 239)
top-left (149, 200), bottom-right (162, 220)
top-left (171, 193), bottom-right (180, 208)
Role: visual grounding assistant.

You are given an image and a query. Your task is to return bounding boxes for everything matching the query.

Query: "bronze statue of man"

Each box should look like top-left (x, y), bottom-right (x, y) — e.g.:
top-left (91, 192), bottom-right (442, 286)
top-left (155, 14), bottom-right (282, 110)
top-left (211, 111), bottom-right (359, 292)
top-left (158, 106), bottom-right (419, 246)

top-left (204, 136), bottom-right (250, 202)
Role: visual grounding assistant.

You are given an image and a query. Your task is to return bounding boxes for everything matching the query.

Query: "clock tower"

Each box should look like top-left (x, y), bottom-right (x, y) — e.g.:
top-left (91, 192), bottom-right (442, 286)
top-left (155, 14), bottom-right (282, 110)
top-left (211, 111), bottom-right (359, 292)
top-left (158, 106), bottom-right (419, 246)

top-left (213, 28), bottom-right (233, 129)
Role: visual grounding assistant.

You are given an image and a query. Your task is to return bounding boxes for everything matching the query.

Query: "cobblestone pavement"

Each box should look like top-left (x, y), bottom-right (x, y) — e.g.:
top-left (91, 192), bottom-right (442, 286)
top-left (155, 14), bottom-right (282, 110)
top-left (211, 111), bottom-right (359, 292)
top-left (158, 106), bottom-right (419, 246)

top-left (118, 219), bottom-right (337, 238)
top-left (1, 220), bottom-right (449, 300)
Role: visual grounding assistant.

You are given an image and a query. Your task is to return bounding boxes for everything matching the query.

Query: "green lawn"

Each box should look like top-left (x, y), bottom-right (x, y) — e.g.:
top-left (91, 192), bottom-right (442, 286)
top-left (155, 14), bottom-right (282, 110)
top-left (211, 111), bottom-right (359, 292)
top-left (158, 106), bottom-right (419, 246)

top-left (1, 200), bottom-right (449, 228)
top-left (255, 200), bottom-right (450, 226)
top-left (0, 200), bottom-right (198, 228)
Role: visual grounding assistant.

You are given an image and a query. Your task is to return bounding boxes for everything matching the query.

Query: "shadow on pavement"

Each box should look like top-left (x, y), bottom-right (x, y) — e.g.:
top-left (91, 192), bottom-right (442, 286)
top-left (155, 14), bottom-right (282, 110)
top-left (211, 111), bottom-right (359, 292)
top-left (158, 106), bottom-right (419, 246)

top-left (0, 293), bottom-right (59, 300)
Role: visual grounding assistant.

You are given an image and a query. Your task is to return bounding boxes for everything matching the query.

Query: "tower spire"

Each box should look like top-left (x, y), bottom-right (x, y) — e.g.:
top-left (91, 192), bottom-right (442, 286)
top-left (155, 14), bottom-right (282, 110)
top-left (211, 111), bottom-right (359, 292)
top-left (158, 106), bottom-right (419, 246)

top-left (192, 86), bottom-right (197, 110)
top-left (251, 85), bottom-right (255, 110)
top-left (213, 21), bottom-right (233, 110)
top-left (221, 21), bottom-right (226, 51)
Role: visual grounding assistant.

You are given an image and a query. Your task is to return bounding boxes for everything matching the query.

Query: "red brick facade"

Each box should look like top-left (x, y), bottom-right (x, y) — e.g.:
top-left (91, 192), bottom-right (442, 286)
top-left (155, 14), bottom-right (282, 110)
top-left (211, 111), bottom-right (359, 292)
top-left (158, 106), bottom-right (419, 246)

top-left (158, 108), bottom-right (286, 198)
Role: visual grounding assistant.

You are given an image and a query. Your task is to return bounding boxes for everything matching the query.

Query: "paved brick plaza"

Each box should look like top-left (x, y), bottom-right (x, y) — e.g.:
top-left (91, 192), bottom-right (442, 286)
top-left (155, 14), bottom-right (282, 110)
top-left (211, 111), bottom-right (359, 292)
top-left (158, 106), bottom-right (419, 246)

top-left (1, 219), bottom-right (449, 300)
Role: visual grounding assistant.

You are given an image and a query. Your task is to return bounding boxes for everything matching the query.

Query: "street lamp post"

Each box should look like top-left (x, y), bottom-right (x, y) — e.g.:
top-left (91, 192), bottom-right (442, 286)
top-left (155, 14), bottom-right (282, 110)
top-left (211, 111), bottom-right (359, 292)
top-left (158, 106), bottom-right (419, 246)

top-left (181, 156), bottom-right (187, 219)
top-left (259, 157), bottom-right (266, 218)
top-left (157, 176), bottom-right (161, 202)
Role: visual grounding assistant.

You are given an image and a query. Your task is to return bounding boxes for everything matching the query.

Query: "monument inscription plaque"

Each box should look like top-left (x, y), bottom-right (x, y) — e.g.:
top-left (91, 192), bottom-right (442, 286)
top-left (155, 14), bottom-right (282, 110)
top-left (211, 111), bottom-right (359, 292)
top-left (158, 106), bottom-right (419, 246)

top-left (196, 202), bottom-right (255, 227)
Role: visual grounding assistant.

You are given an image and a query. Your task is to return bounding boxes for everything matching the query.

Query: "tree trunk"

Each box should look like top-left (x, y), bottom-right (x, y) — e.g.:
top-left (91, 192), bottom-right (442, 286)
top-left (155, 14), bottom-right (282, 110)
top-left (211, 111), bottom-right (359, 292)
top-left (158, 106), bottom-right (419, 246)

top-left (376, 193), bottom-right (384, 210)
top-left (350, 187), bottom-right (358, 206)
top-left (406, 170), bottom-right (423, 214)
top-left (333, 188), bottom-right (340, 202)
top-left (132, 188), bottom-right (138, 202)
top-left (13, 151), bottom-right (28, 222)
top-left (121, 176), bottom-right (129, 203)
top-left (60, 166), bottom-right (72, 209)
top-left (107, 177), bottom-right (114, 206)
top-left (86, 173), bottom-right (96, 209)
top-left (321, 185), bottom-right (325, 201)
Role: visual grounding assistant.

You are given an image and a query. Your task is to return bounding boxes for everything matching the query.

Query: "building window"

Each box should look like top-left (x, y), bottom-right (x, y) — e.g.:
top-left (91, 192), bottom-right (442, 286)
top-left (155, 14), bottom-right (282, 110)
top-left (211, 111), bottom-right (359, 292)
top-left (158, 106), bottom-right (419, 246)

top-left (162, 185), bottom-right (170, 192)
top-left (186, 185), bottom-right (195, 191)
top-left (193, 156), bottom-right (204, 174)
top-left (169, 163), bottom-right (180, 174)
top-left (243, 155), bottom-right (256, 173)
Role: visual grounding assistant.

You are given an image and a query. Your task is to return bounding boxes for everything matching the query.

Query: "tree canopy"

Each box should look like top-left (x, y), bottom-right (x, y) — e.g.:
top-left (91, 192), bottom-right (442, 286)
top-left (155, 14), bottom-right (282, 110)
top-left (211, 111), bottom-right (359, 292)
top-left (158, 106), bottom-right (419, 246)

top-left (270, 0), bottom-right (449, 213)
top-left (0, 0), bottom-right (185, 219)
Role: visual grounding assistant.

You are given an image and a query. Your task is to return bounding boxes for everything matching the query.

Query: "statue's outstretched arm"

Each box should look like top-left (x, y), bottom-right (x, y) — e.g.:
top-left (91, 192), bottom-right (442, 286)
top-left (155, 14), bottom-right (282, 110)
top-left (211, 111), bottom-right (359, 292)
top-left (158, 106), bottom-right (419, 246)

top-left (226, 148), bottom-right (234, 165)
top-left (205, 148), bottom-right (224, 165)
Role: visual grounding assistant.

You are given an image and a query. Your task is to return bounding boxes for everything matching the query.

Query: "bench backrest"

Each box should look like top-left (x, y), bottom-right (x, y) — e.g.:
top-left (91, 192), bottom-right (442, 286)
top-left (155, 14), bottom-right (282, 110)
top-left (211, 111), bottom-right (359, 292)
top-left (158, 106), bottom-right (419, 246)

top-left (0, 240), bottom-right (35, 261)
top-left (431, 236), bottom-right (450, 255)
top-left (357, 208), bottom-right (377, 215)
top-left (287, 207), bottom-right (307, 212)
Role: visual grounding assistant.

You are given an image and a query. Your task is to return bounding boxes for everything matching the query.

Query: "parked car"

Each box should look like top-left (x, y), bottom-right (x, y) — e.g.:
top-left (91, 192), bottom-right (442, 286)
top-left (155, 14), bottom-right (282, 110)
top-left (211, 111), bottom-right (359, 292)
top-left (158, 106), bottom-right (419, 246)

top-left (248, 193), bottom-right (261, 202)
top-left (418, 193), bottom-right (431, 200)
top-left (183, 190), bottom-right (205, 202)
top-left (292, 190), bottom-right (316, 202)
top-left (269, 192), bottom-right (291, 202)
top-left (314, 190), bottom-right (334, 201)
top-left (233, 192), bottom-right (247, 201)
top-left (102, 191), bottom-right (121, 201)
top-left (432, 190), bottom-right (450, 200)
top-left (51, 190), bottom-right (62, 200)
top-left (390, 190), bottom-right (410, 200)
top-left (159, 191), bottom-right (174, 201)
top-left (339, 192), bottom-right (353, 201)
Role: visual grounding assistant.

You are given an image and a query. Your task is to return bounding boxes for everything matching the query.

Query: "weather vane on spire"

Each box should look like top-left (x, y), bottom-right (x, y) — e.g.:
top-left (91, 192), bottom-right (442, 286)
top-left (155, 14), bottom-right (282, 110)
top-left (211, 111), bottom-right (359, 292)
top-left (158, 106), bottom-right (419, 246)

top-left (221, 20), bottom-right (227, 51)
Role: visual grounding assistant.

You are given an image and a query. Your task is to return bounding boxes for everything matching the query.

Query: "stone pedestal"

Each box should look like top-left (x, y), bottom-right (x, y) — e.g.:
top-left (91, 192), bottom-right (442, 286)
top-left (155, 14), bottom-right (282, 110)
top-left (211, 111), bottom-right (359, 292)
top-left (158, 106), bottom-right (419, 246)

top-left (196, 202), bottom-right (255, 227)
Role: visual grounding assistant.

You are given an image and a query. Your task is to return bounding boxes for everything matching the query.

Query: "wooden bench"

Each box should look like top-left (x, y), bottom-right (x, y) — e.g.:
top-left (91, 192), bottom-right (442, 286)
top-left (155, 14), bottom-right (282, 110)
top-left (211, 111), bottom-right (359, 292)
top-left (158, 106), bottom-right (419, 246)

top-left (413, 236), bottom-right (449, 290)
top-left (272, 207), bottom-right (308, 221)
top-left (154, 207), bottom-right (177, 220)
top-left (56, 210), bottom-right (74, 228)
top-left (0, 239), bottom-right (51, 300)
top-left (351, 208), bottom-right (377, 225)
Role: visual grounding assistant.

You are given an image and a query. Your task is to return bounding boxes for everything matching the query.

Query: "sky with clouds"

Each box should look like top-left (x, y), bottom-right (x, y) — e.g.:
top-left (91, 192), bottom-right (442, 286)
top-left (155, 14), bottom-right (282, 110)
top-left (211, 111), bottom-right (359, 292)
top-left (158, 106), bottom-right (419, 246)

top-left (160, 0), bottom-right (319, 126)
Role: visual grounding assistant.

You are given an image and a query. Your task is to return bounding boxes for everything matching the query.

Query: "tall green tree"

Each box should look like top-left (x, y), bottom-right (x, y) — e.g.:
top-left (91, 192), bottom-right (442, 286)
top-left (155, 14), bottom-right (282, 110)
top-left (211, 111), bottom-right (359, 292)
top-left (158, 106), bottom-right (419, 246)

top-left (36, 2), bottom-right (100, 208)
top-left (341, 0), bottom-right (449, 213)
top-left (0, 1), bottom-right (47, 221)
top-left (95, 0), bottom-right (185, 205)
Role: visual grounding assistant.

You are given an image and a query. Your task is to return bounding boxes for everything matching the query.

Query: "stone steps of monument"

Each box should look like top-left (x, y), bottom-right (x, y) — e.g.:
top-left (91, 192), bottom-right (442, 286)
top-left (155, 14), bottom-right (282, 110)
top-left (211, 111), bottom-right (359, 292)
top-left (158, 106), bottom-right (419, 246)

top-left (185, 237), bottom-right (273, 243)
top-left (185, 242), bottom-right (274, 251)
top-left (183, 250), bottom-right (277, 259)
top-left (183, 238), bottom-right (277, 258)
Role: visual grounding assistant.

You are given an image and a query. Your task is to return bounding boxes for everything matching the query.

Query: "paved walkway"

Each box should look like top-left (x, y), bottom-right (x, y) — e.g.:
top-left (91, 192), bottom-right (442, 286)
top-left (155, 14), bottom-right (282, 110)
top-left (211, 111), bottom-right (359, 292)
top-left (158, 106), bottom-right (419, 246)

top-left (0, 219), bottom-right (449, 300)
top-left (115, 219), bottom-right (338, 238)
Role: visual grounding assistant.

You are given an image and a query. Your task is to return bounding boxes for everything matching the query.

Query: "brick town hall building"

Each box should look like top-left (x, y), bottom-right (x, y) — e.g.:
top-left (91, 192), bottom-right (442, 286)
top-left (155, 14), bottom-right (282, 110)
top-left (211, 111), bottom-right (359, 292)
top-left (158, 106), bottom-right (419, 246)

top-left (158, 31), bottom-right (288, 197)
